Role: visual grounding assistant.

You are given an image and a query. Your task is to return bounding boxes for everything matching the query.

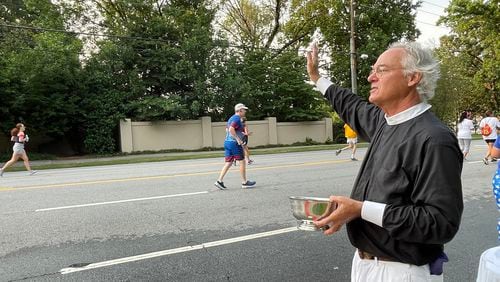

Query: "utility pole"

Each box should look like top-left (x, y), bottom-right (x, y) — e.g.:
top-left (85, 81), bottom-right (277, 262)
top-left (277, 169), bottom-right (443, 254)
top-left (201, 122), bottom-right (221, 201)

top-left (349, 0), bottom-right (358, 94)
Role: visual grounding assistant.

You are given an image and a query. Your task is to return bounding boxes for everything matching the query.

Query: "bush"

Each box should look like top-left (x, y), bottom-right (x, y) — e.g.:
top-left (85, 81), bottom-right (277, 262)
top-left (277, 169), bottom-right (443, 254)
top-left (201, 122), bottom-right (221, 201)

top-left (330, 112), bottom-right (346, 143)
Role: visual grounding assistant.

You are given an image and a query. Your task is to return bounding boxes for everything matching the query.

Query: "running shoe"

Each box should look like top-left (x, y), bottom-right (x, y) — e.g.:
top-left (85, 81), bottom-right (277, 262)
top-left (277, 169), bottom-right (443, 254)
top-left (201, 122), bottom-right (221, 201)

top-left (247, 159), bottom-right (254, 165)
top-left (335, 149), bottom-right (342, 156)
top-left (29, 170), bottom-right (37, 176)
top-left (483, 158), bottom-right (489, 165)
top-left (241, 180), bottom-right (256, 189)
top-left (214, 180), bottom-right (227, 190)
top-left (491, 158), bottom-right (498, 162)
top-left (351, 157), bottom-right (358, 161)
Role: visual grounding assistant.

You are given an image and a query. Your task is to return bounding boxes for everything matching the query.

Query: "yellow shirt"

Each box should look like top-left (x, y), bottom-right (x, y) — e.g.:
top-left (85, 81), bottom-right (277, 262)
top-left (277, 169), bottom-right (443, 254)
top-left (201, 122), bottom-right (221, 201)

top-left (344, 124), bottom-right (357, 138)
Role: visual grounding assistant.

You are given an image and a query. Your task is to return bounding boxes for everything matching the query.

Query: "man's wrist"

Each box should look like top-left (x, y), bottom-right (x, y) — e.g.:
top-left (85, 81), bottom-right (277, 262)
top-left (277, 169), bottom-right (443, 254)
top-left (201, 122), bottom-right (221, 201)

top-left (309, 73), bottom-right (320, 83)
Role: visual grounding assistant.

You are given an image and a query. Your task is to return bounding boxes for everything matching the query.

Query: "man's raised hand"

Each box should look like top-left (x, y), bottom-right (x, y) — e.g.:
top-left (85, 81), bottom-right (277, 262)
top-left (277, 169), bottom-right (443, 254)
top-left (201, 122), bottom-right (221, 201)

top-left (306, 42), bottom-right (321, 83)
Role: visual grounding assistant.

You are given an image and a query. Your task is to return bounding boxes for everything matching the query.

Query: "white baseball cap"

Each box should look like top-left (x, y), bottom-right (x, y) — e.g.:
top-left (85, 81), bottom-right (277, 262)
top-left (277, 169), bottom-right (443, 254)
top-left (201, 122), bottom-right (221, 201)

top-left (234, 103), bottom-right (248, 112)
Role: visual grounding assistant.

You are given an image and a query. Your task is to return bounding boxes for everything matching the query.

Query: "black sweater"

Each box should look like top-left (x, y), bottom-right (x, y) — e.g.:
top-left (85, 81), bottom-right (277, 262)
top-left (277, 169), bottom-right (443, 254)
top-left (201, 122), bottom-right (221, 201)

top-left (324, 84), bottom-right (463, 266)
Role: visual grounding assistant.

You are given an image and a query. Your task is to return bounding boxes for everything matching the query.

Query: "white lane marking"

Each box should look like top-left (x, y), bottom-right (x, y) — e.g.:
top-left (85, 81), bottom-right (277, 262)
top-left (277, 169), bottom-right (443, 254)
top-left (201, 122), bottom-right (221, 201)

top-left (467, 161), bottom-right (485, 164)
top-left (60, 227), bottom-right (298, 274)
top-left (35, 191), bottom-right (208, 212)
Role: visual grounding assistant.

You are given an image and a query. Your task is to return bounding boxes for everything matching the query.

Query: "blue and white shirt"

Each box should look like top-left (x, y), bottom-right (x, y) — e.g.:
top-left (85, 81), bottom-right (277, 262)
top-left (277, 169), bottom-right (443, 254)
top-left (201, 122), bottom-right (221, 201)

top-left (225, 114), bottom-right (244, 142)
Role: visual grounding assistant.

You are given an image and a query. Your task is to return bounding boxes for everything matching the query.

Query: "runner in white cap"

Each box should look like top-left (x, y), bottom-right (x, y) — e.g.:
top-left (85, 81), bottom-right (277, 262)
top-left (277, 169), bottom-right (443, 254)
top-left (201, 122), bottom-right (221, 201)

top-left (214, 103), bottom-right (256, 189)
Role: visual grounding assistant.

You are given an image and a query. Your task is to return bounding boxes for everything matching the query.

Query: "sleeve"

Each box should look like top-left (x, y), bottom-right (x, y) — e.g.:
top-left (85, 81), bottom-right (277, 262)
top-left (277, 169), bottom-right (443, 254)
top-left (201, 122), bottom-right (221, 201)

top-left (318, 78), bottom-right (383, 142)
top-left (228, 116), bottom-right (240, 130)
top-left (494, 138), bottom-right (500, 150)
top-left (479, 119), bottom-right (485, 128)
top-left (382, 139), bottom-right (463, 244)
top-left (18, 132), bottom-right (25, 142)
top-left (361, 201), bottom-right (386, 227)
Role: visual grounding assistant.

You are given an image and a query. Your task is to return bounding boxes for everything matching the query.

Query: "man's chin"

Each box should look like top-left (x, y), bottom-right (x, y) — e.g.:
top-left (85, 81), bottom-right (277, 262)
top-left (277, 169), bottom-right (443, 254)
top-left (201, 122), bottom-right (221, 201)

top-left (368, 96), bottom-right (382, 107)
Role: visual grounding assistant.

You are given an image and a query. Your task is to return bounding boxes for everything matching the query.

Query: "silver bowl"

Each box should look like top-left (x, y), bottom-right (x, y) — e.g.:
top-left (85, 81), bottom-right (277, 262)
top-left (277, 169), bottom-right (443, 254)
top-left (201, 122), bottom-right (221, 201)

top-left (289, 196), bottom-right (336, 231)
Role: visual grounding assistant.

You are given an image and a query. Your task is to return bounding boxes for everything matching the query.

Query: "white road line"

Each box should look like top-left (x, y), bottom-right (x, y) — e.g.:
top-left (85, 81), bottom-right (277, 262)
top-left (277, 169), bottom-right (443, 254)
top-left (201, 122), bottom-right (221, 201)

top-left (59, 226), bottom-right (298, 274)
top-left (35, 191), bottom-right (208, 212)
top-left (467, 161), bottom-right (485, 164)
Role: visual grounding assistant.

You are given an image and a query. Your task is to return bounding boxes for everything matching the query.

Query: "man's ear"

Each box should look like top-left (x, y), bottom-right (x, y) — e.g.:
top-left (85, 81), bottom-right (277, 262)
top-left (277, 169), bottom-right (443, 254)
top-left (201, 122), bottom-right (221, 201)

top-left (407, 72), bottom-right (422, 87)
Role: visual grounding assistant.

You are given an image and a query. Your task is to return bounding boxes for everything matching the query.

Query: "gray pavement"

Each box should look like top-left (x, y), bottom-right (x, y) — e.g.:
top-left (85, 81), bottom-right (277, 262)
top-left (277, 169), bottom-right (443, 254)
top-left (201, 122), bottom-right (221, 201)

top-left (0, 139), bottom-right (498, 281)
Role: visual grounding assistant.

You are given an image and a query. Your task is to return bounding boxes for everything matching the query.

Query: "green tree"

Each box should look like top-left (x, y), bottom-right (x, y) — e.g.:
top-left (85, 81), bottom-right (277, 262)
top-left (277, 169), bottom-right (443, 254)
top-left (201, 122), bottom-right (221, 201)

top-left (0, 0), bottom-right (83, 151)
top-left (285, 0), bottom-right (420, 98)
top-left (431, 36), bottom-right (486, 125)
top-left (438, 0), bottom-right (499, 111)
top-left (67, 0), bottom-right (218, 153)
top-left (215, 0), bottom-right (329, 122)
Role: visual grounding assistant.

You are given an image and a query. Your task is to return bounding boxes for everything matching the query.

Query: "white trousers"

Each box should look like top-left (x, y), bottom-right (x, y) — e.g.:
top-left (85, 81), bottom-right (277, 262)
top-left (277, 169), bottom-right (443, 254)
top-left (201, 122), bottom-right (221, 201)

top-left (458, 138), bottom-right (472, 153)
top-left (351, 251), bottom-right (443, 282)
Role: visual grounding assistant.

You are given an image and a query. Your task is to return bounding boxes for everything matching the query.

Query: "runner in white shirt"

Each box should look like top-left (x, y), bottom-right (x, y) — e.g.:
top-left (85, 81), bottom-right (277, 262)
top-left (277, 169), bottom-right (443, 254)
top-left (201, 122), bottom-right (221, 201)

top-left (479, 110), bottom-right (500, 164)
top-left (456, 111), bottom-right (474, 159)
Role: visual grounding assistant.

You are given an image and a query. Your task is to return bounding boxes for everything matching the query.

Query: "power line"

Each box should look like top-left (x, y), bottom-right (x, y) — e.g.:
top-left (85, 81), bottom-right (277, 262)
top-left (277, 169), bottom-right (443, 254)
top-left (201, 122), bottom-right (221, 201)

top-left (0, 22), bottom-right (312, 53)
top-left (421, 1), bottom-right (447, 9)
top-left (416, 9), bottom-right (443, 17)
top-left (416, 20), bottom-right (449, 30)
top-left (0, 23), bottom-right (176, 44)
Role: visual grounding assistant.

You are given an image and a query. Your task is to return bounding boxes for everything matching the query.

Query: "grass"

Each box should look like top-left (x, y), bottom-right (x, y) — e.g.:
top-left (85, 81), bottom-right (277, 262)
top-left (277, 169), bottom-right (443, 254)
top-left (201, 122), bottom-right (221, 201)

top-left (0, 152), bottom-right (57, 161)
top-left (2, 143), bottom-right (368, 172)
top-left (472, 134), bottom-right (485, 140)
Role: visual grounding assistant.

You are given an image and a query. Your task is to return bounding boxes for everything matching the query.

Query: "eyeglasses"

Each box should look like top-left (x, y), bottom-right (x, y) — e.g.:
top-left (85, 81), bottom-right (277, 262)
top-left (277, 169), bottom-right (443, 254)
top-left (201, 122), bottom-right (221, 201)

top-left (369, 66), bottom-right (404, 78)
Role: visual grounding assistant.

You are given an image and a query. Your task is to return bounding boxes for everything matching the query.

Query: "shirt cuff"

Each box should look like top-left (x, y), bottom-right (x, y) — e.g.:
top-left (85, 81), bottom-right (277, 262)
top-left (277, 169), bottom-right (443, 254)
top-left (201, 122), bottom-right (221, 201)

top-left (315, 77), bottom-right (333, 95)
top-left (361, 201), bottom-right (386, 227)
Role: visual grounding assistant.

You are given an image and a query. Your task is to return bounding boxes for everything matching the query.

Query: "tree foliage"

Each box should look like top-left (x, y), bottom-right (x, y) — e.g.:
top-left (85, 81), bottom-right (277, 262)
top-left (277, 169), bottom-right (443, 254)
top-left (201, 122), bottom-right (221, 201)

top-left (0, 0), bottom-right (447, 154)
top-left (283, 0), bottom-right (419, 98)
top-left (437, 0), bottom-right (499, 112)
top-left (0, 0), bottom-right (83, 150)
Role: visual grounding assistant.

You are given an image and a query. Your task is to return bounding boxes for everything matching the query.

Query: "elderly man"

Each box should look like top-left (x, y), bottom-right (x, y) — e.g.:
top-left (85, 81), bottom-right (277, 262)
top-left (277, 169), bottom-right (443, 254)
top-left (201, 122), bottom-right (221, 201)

top-left (214, 103), bottom-right (256, 190)
top-left (307, 42), bottom-right (463, 281)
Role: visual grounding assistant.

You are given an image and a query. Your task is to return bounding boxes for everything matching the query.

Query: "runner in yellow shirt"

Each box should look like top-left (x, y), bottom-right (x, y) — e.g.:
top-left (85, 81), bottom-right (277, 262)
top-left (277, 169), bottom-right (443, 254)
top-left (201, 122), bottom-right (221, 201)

top-left (336, 124), bottom-right (358, 161)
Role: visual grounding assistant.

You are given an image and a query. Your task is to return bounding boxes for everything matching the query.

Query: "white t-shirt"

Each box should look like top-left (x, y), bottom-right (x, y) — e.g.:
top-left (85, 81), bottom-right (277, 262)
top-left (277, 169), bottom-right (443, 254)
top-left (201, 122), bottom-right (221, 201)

top-left (479, 117), bottom-right (499, 140)
top-left (457, 118), bottom-right (474, 139)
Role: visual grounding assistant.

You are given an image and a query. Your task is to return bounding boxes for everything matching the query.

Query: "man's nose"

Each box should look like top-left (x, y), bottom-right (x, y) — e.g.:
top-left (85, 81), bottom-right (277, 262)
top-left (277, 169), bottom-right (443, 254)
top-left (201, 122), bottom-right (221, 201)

top-left (367, 72), bottom-right (377, 82)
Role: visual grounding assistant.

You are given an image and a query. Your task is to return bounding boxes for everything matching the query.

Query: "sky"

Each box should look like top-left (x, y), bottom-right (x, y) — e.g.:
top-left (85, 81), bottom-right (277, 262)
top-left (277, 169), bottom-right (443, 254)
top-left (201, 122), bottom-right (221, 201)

top-left (414, 0), bottom-right (452, 47)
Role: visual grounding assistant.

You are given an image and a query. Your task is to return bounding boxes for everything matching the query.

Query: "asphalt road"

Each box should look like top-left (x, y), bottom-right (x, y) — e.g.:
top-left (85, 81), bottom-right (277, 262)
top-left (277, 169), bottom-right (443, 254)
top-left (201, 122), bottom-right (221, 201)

top-left (0, 139), bottom-right (498, 282)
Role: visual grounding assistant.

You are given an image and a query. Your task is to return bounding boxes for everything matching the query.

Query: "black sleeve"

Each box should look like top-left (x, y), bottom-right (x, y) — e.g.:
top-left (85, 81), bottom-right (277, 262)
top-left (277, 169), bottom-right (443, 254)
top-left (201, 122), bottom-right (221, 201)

top-left (382, 139), bottom-right (464, 244)
top-left (323, 84), bottom-right (383, 142)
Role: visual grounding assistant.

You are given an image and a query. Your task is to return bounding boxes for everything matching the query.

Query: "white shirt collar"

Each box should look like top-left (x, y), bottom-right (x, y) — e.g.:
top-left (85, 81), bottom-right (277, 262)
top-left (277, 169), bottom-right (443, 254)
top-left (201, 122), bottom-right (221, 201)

top-left (385, 103), bottom-right (432, 125)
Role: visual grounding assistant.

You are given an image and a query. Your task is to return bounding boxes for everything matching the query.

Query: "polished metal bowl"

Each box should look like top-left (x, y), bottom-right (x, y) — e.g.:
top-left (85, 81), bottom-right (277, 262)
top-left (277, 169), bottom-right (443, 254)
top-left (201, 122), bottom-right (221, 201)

top-left (289, 196), bottom-right (336, 231)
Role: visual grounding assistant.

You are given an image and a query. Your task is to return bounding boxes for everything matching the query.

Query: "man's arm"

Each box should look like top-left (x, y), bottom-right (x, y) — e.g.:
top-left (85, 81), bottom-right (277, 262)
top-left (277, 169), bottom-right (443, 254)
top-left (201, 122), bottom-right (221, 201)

top-left (492, 138), bottom-right (500, 158)
top-left (382, 140), bottom-right (463, 244)
top-left (306, 44), bottom-right (382, 141)
top-left (321, 82), bottom-right (382, 142)
top-left (229, 126), bottom-right (242, 145)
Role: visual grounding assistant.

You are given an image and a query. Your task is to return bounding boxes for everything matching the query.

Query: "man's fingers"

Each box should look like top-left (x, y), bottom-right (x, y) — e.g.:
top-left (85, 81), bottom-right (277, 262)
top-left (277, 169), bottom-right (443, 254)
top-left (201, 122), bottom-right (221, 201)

top-left (312, 43), bottom-right (318, 58)
top-left (314, 209), bottom-right (338, 227)
top-left (313, 217), bottom-right (329, 228)
top-left (323, 223), bottom-right (342, 235)
top-left (306, 49), bottom-right (313, 63)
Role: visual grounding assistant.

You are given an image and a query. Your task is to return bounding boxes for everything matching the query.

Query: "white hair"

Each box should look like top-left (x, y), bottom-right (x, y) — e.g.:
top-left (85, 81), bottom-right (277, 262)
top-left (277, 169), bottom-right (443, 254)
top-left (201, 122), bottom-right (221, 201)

top-left (388, 42), bottom-right (440, 102)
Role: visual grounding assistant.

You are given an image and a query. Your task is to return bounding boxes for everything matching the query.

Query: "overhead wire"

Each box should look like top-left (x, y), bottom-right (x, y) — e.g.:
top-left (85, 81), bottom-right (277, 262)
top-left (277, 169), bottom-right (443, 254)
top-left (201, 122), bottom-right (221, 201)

top-left (416, 20), bottom-right (449, 30)
top-left (421, 1), bottom-right (447, 9)
top-left (416, 9), bottom-right (443, 17)
top-left (0, 22), bottom-right (319, 53)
